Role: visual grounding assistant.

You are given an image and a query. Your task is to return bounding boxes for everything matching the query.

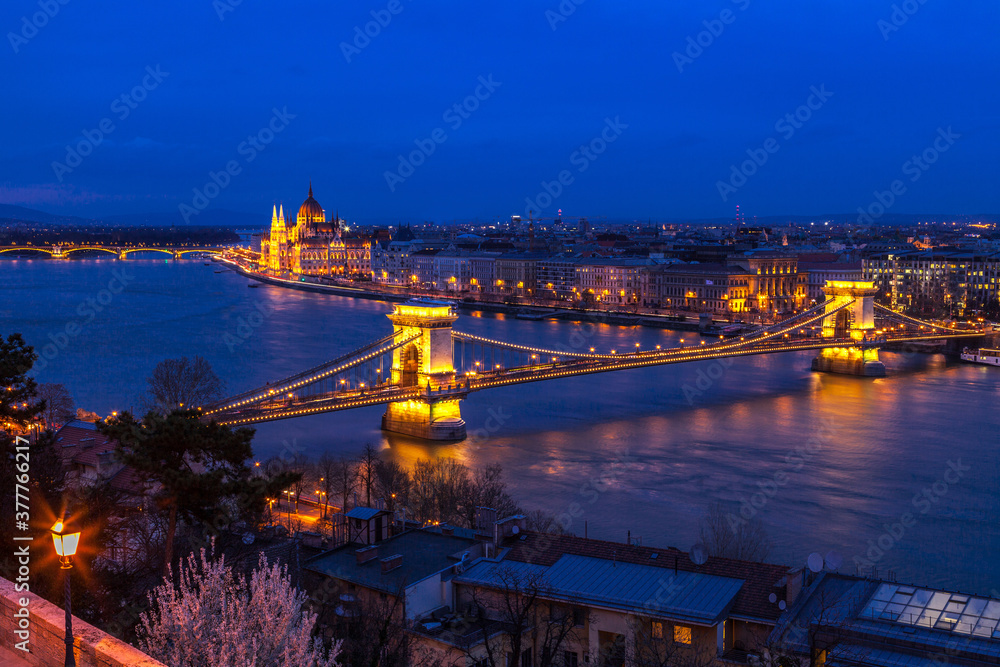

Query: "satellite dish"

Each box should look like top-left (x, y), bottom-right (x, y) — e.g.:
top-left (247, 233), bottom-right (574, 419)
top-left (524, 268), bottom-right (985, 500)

top-left (769, 593), bottom-right (778, 604)
top-left (779, 600), bottom-right (787, 610)
top-left (511, 525), bottom-right (520, 535)
top-left (689, 543), bottom-right (708, 565)
top-left (242, 532), bottom-right (255, 545)
top-left (807, 552), bottom-right (824, 573)
top-left (824, 550), bottom-right (843, 571)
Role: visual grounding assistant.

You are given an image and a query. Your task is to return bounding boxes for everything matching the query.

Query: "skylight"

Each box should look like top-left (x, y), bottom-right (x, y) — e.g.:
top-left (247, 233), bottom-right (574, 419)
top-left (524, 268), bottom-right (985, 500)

top-left (861, 583), bottom-right (1000, 639)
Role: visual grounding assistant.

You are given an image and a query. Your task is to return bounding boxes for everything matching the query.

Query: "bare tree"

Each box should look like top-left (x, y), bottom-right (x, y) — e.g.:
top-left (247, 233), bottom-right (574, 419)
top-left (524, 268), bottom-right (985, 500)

top-left (316, 580), bottom-right (411, 667)
top-left (34, 382), bottom-right (75, 428)
top-left (144, 356), bottom-right (225, 413)
top-left (314, 453), bottom-right (339, 519)
top-left (461, 565), bottom-right (583, 667)
top-left (460, 463), bottom-right (521, 529)
top-left (410, 458), bottom-right (469, 526)
top-left (626, 616), bottom-right (716, 667)
top-left (523, 509), bottom-right (571, 536)
top-left (332, 455), bottom-right (357, 511)
top-left (375, 459), bottom-right (410, 514)
top-left (700, 502), bottom-right (771, 562)
top-left (357, 443), bottom-right (380, 507)
top-left (288, 453), bottom-right (309, 513)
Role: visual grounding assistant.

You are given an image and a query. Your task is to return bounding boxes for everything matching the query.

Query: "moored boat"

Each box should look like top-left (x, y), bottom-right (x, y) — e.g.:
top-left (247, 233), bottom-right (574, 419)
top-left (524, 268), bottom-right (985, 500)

top-left (961, 347), bottom-right (1000, 366)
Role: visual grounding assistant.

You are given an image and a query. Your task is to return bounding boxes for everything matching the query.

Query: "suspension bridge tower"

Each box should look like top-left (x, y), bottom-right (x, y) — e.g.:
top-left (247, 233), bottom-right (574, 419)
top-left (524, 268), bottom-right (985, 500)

top-left (811, 281), bottom-right (886, 377)
top-left (381, 300), bottom-right (467, 440)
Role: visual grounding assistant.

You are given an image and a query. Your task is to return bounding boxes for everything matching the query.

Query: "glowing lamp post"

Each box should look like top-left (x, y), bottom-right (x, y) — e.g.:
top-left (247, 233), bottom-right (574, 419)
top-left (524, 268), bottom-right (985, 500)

top-left (51, 519), bottom-right (81, 667)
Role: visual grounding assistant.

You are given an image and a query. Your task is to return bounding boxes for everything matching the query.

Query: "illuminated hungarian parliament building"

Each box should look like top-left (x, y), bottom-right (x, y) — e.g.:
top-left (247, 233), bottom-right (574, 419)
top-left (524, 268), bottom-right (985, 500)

top-left (260, 184), bottom-right (371, 277)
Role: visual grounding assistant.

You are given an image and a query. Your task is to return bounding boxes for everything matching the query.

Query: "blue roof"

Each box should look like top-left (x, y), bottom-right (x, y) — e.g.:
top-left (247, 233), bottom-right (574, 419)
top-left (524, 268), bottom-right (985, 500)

top-left (456, 554), bottom-right (744, 625)
top-left (345, 507), bottom-right (386, 521)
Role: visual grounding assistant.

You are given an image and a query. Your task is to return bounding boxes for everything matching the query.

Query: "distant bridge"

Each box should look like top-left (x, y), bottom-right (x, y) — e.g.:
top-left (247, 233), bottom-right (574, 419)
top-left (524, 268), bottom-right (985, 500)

top-left (0, 244), bottom-right (226, 259)
top-left (202, 281), bottom-right (987, 441)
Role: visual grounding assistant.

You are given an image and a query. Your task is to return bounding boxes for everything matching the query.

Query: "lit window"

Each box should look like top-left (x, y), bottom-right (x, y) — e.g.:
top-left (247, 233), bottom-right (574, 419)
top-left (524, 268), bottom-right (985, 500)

top-left (651, 621), bottom-right (664, 639)
top-left (673, 625), bottom-right (692, 644)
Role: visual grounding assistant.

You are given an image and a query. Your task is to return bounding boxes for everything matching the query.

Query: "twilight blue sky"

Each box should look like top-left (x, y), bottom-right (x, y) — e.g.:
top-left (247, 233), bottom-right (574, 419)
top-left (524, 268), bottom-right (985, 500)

top-left (1, 0), bottom-right (997, 223)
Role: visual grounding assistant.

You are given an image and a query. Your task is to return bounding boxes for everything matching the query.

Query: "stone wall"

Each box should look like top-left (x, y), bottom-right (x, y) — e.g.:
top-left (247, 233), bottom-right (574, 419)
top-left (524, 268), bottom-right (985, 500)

top-left (0, 577), bottom-right (164, 667)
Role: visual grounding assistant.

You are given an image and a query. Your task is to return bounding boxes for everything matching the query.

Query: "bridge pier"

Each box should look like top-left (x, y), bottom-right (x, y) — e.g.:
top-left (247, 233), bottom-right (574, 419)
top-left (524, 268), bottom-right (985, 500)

top-left (811, 281), bottom-right (886, 377)
top-left (381, 301), bottom-right (467, 440)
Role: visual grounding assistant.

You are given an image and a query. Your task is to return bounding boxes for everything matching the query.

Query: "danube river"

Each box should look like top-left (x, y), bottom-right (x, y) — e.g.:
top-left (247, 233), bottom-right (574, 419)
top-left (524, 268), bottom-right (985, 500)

top-left (4, 259), bottom-right (998, 594)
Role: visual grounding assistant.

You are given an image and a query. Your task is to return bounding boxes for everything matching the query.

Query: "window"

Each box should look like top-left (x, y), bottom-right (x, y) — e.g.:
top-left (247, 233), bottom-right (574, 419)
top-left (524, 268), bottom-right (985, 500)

top-left (520, 647), bottom-right (532, 667)
top-left (651, 621), bottom-right (664, 639)
top-left (564, 650), bottom-right (579, 667)
top-left (673, 625), bottom-right (692, 645)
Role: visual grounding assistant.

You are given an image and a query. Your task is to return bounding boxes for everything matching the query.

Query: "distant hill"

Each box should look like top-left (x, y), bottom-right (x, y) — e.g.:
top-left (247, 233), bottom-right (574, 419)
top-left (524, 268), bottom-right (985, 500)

top-left (101, 208), bottom-right (263, 228)
top-left (0, 204), bottom-right (97, 226)
top-left (0, 204), bottom-right (261, 228)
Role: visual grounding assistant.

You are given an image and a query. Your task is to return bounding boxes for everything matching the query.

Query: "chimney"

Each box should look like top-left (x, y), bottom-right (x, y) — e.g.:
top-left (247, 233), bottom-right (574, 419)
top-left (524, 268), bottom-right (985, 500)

top-left (381, 554), bottom-right (403, 574)
top-left (785, 567), bottom-right (804, 606)
top-left (355, 545), bottom-right (379, 564)
top-left (97, 450), bottom-right (115, 473)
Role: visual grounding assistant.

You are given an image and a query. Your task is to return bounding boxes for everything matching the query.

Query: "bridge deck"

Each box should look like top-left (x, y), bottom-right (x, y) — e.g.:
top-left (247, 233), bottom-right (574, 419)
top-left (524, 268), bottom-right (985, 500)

top-left (209, 330), bottom-right (984, 426)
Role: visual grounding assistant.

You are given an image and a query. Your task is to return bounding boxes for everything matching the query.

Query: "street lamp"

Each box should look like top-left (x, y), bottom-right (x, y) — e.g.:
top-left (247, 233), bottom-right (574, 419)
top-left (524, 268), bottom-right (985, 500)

top-left (51, 519), bottom-right (81, 667)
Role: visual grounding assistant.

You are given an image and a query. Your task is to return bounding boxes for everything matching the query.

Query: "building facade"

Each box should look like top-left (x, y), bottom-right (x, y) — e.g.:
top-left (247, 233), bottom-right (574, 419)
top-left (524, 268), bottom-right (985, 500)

top-left (864, 250), bottom-right (1000, 313)
top-left (641, 263), bottom-right (754, 314)
top-left (575, 258), bottom-right (652, 306)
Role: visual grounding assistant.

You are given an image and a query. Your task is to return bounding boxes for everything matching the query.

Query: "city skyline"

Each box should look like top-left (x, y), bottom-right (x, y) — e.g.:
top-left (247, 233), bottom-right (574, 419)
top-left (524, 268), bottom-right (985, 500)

top-left (2, 1), bottom-right (998, 222)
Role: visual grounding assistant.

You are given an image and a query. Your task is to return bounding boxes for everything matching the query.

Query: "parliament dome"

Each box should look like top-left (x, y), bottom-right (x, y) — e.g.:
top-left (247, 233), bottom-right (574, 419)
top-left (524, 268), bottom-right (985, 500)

top-left (297, 183), bottom-right (325, 224)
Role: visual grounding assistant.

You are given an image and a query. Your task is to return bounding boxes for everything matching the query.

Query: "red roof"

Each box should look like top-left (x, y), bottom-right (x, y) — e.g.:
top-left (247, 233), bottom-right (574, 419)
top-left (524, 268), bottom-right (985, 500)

top-left (504, 532), bottom-right (790, 622)
top-left (55, 421), bottom-right (148, 496)
top-left (55, 420), bottom-right (115, 466)
top-left (109, 466), bottom-right (149, 496)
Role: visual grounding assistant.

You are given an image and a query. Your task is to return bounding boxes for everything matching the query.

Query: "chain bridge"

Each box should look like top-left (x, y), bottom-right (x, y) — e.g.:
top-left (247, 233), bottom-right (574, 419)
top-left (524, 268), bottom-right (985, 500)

top-left (201, 281), bottom-right (986, 440)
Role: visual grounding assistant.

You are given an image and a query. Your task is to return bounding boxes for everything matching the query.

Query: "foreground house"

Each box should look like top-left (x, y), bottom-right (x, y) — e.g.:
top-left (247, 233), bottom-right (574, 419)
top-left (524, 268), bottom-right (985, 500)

top-left (302, 512), bottom-right (796, 666)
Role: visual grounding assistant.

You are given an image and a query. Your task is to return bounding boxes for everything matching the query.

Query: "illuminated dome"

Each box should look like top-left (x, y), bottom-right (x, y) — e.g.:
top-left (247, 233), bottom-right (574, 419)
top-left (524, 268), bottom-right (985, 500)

top-left (297, 183), bottom-right (325, 224)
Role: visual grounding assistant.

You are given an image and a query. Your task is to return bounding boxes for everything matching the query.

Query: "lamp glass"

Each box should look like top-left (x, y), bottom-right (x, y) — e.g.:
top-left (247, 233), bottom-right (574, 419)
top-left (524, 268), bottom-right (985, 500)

top-left (51, 521), bottom-right (81, 557)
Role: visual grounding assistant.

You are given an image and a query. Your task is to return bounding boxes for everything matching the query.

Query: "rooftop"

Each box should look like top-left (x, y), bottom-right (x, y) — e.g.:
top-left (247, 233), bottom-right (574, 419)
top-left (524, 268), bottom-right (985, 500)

top-left (457, 553), bottom-right (745, 625)
top-left (502, 532), bottom-right (790, 622)
top-left (773, 573), bottom-right (1000, 667)
top-left (303, 529), bottom-right (477, 594)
